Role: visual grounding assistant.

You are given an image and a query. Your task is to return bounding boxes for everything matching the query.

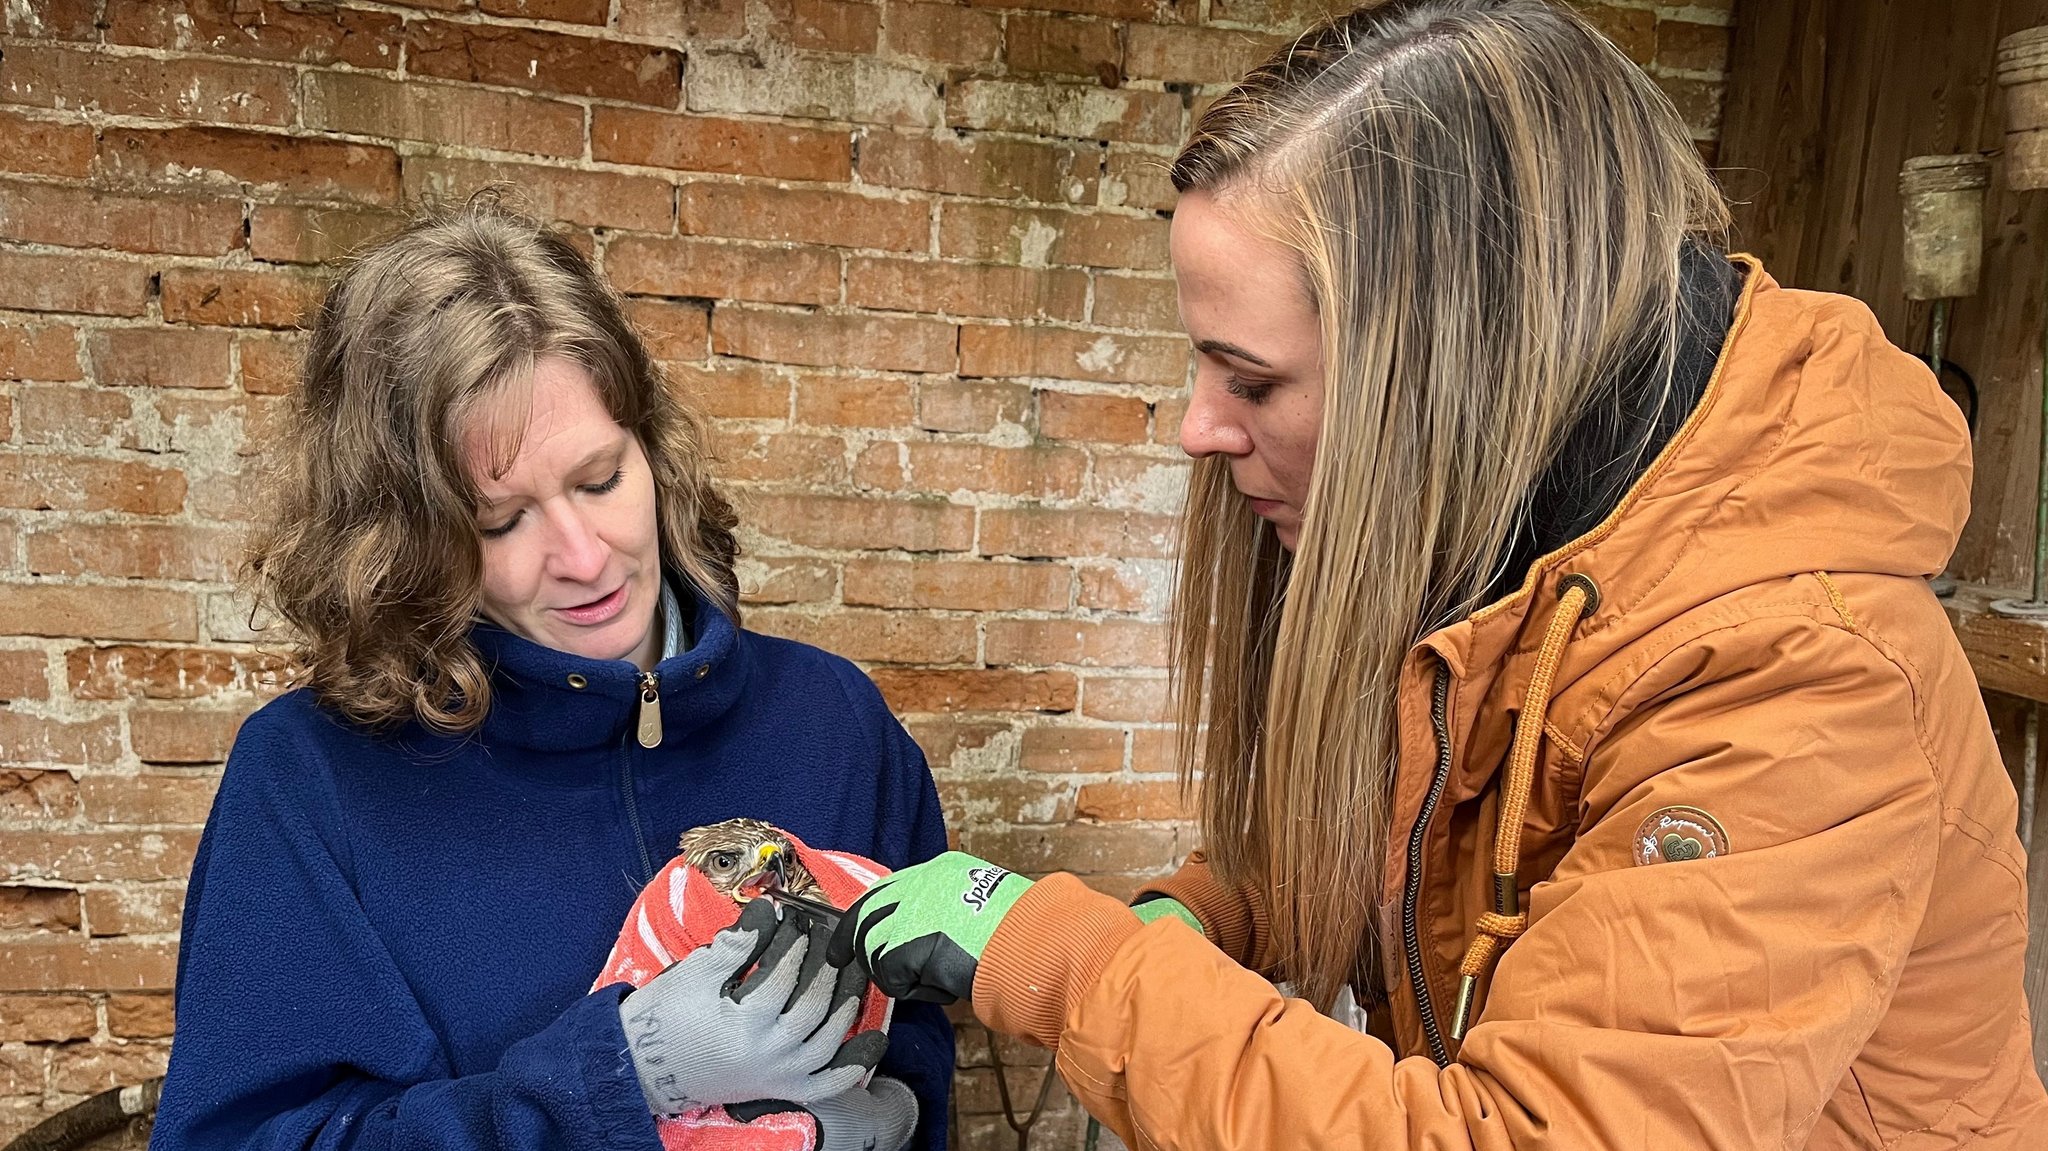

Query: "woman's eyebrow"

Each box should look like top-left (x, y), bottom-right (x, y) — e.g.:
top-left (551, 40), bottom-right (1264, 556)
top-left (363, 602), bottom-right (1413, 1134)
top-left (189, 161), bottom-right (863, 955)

top-left (1194, 338), bottom-right (1274, 367)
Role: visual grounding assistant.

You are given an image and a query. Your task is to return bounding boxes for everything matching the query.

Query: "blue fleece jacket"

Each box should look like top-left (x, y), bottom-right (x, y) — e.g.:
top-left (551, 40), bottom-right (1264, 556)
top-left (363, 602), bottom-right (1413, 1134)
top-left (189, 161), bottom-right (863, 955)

top-left (151, 588), bottom-right (953, 1151)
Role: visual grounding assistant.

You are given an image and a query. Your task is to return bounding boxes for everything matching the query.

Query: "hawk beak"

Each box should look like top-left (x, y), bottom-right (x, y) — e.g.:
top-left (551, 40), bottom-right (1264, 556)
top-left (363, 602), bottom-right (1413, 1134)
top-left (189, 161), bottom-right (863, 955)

top-left (734, 843), bottom-right (789, 902)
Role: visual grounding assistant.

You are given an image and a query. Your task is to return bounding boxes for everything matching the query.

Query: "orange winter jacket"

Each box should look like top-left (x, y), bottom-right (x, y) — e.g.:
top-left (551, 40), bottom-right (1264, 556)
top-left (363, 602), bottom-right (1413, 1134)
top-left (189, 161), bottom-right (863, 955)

top-left (971, 260), bottom-right (2048, 1149)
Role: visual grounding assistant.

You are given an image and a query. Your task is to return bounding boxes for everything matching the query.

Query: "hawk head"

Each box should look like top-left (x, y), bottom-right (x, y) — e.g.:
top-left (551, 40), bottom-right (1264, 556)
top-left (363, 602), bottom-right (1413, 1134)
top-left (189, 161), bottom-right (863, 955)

top-left (676, 818), bottom-right (821, 902)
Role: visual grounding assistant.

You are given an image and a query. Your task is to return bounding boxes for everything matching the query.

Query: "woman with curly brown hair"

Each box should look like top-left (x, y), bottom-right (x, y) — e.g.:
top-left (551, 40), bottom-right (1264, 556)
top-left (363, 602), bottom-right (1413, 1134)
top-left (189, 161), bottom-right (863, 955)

top-left (149, 203), bottom-right (951, 1151)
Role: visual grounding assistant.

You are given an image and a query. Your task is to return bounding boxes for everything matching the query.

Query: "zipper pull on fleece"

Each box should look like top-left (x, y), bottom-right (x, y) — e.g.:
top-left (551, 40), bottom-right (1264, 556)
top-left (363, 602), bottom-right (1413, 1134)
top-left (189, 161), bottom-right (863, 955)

top-left (637, 671), bottom-right (662, 749)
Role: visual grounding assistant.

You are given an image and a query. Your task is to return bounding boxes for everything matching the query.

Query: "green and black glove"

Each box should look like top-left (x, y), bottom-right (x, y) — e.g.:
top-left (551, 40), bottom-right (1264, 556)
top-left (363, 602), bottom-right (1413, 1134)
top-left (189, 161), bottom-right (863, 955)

top-left (825, 851), bottom-right (1031, 1004)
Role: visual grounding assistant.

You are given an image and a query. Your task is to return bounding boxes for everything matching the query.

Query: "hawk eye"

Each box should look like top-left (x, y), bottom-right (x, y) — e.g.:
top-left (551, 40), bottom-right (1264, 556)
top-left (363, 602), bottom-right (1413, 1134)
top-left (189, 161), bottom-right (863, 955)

top-left (710, 850), bottom-right (740, 873)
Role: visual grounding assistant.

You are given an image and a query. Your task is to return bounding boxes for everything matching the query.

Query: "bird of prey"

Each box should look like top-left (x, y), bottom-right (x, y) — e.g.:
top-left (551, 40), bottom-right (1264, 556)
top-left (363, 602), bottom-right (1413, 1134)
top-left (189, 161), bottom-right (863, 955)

top-left (677, 817), bottom-right (822, 903)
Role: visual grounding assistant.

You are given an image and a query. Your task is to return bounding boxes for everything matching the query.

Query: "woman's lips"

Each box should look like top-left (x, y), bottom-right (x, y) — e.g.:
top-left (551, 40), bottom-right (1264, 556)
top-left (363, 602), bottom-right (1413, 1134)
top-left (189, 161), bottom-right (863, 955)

top-left (1247, 498), bottom-right (1286, 519)
top-left (554, 583), bottom-right (627, 626)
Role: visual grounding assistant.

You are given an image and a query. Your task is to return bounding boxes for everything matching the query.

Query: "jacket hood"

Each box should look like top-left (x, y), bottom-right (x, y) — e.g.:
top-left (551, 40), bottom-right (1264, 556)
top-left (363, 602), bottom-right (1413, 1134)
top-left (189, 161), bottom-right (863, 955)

top-left (1431, 258), bottom-right (1972, 684)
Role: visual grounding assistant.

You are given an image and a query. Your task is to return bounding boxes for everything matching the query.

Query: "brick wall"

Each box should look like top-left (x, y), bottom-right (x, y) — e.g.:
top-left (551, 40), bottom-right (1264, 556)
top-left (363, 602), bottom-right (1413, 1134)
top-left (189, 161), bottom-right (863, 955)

top-left (0, 1), bottom-right (1732, 1144)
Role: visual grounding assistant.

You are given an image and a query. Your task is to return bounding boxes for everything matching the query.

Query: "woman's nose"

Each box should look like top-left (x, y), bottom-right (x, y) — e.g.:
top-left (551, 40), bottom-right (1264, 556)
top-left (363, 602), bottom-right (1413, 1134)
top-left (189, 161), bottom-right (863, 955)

top-left (543, 505), bottom-right (611, 582)
top-left (1179, 383), bottom-right (1255, 459)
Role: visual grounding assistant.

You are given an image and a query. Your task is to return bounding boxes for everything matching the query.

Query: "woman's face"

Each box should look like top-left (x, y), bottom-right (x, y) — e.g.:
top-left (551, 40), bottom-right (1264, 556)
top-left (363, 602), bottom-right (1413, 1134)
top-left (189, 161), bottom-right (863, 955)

top-left (464, 355), bottom-right (665, 669)
top-left (1171, 188), bottom-right (1325, 551)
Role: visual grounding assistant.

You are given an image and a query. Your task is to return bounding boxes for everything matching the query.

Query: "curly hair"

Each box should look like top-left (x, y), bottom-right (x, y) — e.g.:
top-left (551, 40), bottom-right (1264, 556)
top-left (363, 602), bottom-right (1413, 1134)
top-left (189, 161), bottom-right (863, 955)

top-left (249, 200), bottom-right (739, 733)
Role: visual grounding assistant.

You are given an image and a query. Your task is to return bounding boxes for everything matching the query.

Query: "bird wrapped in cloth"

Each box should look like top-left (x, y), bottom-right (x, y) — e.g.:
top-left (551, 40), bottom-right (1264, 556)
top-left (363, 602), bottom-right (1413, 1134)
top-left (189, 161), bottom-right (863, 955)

top-left (677, 818), bottom-right (824, 903)
top-left (594, 819), bottom-right (896, 1151)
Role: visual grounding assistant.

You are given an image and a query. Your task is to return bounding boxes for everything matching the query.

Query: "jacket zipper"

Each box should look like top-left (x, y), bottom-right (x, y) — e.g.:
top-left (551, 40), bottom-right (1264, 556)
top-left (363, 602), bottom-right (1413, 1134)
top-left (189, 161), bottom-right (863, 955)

top-left (1402, 658), bottom-right (1455, 1067)
top-left (620, 670), bottom-right (661, 884)
top-left (636, 670), bottom-right (663, 749)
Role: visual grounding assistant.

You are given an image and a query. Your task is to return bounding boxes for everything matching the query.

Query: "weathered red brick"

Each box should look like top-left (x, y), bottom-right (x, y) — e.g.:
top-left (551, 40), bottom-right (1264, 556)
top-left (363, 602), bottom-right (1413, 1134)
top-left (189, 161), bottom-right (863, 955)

top-left (0, 253), bottom-right (152, 318)
top-left (13, 384), bottom-right (132, 450)
top-left (744, 492), bottom-right (973, 551)
top-left (69, 645), bottom-right (282, 702)
top-left (0, 937), bottom-right (178, 992)
top-left (236, 331), bottom-right (304, 397)
top-left (104, 0), bottom-right (404, 68)
top-left (0, 585), bottom-right (196, 641)
top-left (713, 308), bottom-right (956, 374)
top-left (0, 651), bottom-right (49, 701)
top-left (595, 109), bottom-right (852, 181)
top-left (751, 607), bottom-right (976, 664)
top-left (763, 0), bottom-right (882, 53)
top-left (248, 204), bottom-right (407, 265)
top-left (795, 376), bottom-right (915, 428)
top-left (303, 72), bottom-right (583, 160)
top-left (1039, 388), bottom-right (1150, 442)
top-left (0, 769), bottom-right (77, 819)
top-left (715, 428), bottom-right (847, 486)
top-left (916, 379), bottom-right (1031, 433)
top-left (0, 884), bottom-right (81, 933)
top-left (853, 440), bottom-right (1086, 499)
top-left (106, 993), bottom-right (174, 1038)
top-left (737, 558), bottom-right (839, 605)
top-left (870, 667), bottom-right (1079, 714)
top-left (1087, 451), bottom-right (1188, 512)
top-left (961, 324), bottom-right (1186, 386)
top-left (0, 321), bottom-right (80, 382)
top-left (159, 267), bottom-right (329, 330)
top-left (0, 109), bottom-right (93, 178)
top-left (481, 0), bottom-right (611, 23)
top-left (959, 821), bottom-right (1180, 875)
top-left (98, 126), bottom-right (400, 205)
top-left (0, 455), bottom-right (184, 516)
top-left (1076, 778), bottom-right (1188, 821)
top-left (78, 772), bottom-right (221, 826)
top-left (152, 392), bottom-right (286, 458)
top-left (620, 0), bottom-right (746, 40)
top-left (881, 1), bottom-right (1001, 65)
top-left (859, 130), bottom-right (1097, 205)
top-left (130, 707), bottom-right (247, 765)
top-left (0, 43), bottom-right (298, 126)
top-left (1105, 148), bottom-right (1177, 212)
top-left (1092, 274), bottom-right (1179, 331)
top-left (27, 523), bottom-right (247, 582)
top-left (607, 236), bottom-right (841, 307)
top-left (987, 617), bottom-right (1169, 667)
top-left (1006, 13), bottom-right (1123, 81)
top-left (847, 258), bottom-right (1088, 321)
top-left (582, 308), bottom-right (696, 385)
top-left (0, 994), bottom-right (94, 1042)
top-left (1, 0), bottom-right (100, 40)
top-left (1073, 671), bottom-right (1171, 716)
top-left (1018, 724), bottom-right (1124, 772)
top-left (404, 156), bottom-right (674, 233)
top-left (948, 79), bottom-right (1181, 145)
top-left (407, 19), bottom-right (682, 106)
top-left (979, 507), bottom-right (1176, 559)
top-left (939, 775), bottom-right (1077, 826)
top-left (0, 713), bottom-right (120, 768)
top-left (82, 884), bottom-right (187, 937)
top-left (844, 558), bottom-right (1071, 611)
top-left (681, 183), bottom-right (928, 252)
top-left (970, 0), bottom-right (1191, 20)
top-left (1568, 0), bottom-right (1655, 66)
top-left (1125, 23), bottom-right (1277, 83)
top-left (685, 50), bottom-right (940, 128)
top-left (667, 362), bottom-right (791, 418)
top-left (940, 202), bottom-right (1171, 269)
top-left (49, 1041), bottom-right (170, 1093)
top-left (90, 328), bottom-right (234, 390)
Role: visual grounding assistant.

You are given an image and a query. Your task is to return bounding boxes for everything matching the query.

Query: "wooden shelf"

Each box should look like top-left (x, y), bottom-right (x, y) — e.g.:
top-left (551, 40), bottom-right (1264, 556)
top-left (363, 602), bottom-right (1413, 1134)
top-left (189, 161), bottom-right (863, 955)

top-left (1943, 581), bottom-right (2048, 704)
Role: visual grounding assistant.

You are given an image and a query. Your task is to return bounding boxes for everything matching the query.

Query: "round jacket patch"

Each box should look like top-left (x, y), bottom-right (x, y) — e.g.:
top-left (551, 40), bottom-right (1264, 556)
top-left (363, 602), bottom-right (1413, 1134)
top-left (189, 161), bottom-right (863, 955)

top-left (1633, 806), bottom-right (1730, 866)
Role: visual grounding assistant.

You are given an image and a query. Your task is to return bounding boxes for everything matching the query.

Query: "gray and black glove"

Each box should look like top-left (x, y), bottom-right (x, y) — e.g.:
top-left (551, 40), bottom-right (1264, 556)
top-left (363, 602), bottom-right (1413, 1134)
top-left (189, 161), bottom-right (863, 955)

top-left (620, 898), bottom-right (885, 1114)
top-left (729, 1076), bottom-right (920, 1151)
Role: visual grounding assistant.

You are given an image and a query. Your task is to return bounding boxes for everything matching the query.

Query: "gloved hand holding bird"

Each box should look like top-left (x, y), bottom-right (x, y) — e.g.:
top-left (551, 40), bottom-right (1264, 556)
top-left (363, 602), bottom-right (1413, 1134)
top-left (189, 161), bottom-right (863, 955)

top-left (599, 818), bottom-right (917, 1151)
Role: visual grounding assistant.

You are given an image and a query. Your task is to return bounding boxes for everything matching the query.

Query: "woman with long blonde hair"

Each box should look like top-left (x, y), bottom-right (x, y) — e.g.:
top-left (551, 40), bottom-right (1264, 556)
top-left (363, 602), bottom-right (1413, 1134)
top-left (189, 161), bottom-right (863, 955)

top-left (832, 1), bottom-right (2048, 1145)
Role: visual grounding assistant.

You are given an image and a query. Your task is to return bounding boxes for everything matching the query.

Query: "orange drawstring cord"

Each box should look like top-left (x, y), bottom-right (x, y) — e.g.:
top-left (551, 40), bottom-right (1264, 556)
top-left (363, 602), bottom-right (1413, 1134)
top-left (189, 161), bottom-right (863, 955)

top-left (1449, 575), bottom-right (1597, 1041)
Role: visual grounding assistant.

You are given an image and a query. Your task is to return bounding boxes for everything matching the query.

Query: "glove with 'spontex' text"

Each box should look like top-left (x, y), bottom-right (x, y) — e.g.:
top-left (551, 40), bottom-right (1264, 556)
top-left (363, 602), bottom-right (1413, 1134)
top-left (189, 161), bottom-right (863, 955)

top-left (826, 851), bottom-right (1032, 1005)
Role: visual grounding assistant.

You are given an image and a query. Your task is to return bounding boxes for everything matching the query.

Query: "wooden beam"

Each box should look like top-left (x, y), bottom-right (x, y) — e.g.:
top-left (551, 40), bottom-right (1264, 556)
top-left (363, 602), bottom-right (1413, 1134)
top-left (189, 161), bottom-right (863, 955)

top-left (1943, 581), bottom-right (2048, 701)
